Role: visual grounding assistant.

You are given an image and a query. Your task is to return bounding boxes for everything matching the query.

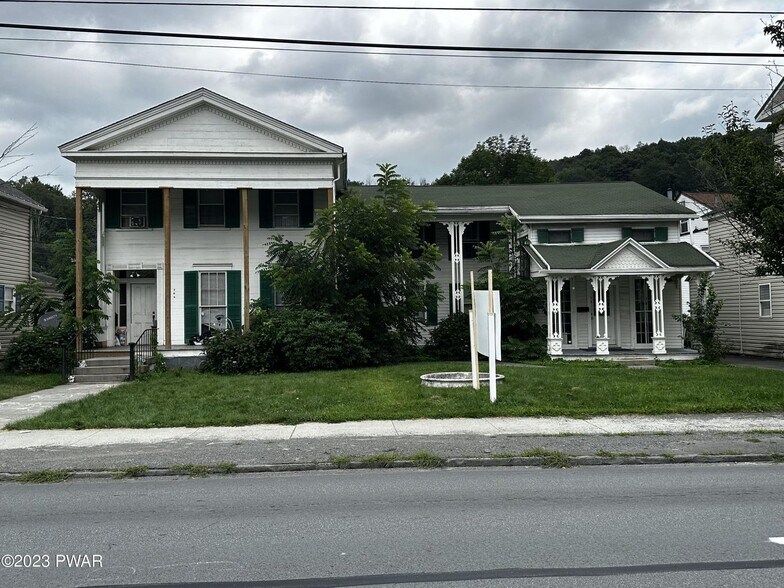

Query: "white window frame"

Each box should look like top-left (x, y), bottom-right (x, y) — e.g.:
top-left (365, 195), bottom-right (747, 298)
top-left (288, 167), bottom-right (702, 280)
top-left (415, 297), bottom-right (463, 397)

top-left (680, 220), bottom-right (689, 235)
top-left (548, 229), bottom-right (572, 244)
top-left (759, 283), bottom-right (772, 318)
top-left (199, 272), bottom-right (228, 332)
top-left (120, 189), bottom-right (148, 229)
top-left (273, 190), bottom-right (300, 228)
top-left (1, 285), bottom-right (15, 314)
top-left (273, 288), bottom-right (286, 308)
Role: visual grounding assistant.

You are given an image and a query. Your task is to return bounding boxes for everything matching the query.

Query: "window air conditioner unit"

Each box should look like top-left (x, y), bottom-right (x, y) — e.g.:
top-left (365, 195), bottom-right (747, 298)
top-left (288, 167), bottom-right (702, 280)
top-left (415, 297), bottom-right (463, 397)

top-left (129, 216), bottom-right (147, 228)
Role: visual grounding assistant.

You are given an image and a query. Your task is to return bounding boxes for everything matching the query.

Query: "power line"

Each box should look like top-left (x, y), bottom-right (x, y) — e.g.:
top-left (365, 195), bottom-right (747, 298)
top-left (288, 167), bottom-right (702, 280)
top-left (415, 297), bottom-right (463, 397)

top-left (0, 1), bottom-right (781, 15)
top-left (2, 22), bottom-right (783, 58)
top-left (0, 35), bottom-right (779, 68)
top-left (0, 49), bottom-right (770, 91)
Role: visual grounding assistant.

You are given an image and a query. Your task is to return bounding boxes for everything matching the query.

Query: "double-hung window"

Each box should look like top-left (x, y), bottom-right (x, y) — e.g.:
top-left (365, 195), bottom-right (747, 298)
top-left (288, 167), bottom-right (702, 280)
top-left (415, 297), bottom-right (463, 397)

top-left (199, 190), bottom-right (225, 227)
top-left (273, 190), bottom-right (300, 228)
top-left (0, 285), bottom-right (14, 314)
top-left (200, 272), bottom-right (227, 332)
top-left (120, 189), bottom-right (148, 228)
top-left (759, 284), bottom-right (772, 318)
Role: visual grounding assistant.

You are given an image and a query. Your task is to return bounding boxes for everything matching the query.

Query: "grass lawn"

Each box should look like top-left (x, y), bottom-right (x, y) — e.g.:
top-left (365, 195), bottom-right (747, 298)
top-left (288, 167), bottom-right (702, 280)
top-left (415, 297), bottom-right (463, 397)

top-left (7, 361), bottom-right (784, 430)
top-left (0, 373), bottom-right (62, 402)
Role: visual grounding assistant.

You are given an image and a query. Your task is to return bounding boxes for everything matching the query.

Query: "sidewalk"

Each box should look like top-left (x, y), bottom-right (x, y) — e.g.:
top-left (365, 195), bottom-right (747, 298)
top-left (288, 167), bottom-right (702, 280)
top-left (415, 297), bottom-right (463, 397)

top-left (1, 381), bottom-right (783, 475)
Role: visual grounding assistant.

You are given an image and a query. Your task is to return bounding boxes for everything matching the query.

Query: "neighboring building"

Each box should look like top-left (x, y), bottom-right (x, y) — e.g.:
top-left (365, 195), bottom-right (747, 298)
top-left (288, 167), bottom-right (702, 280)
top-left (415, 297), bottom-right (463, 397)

top-left (0, 180), bottom-right (47, 357)
top-left (675, 191), bottom-right (729, 314)
top-left (695, 77), bottom-right (784, 359)
top-left (61, 88), bottom-right (717, 358)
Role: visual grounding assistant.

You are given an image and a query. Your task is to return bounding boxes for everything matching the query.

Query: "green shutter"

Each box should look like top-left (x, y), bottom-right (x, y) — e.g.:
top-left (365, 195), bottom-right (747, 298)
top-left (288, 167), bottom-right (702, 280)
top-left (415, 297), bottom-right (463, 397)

top-left (537, 229), bottom-right (550, 244)
top-left (224, 189), bottom-right (240, 228)
top-left (226, 270), bottom-right (242, 330)
top-left (570, 228), bottom-right (584, 243)
top-left (184, 271), bottom-right (200, 341)
top-left (299, 189), bottom-right (314, 227)
top-left (105, 189), bottom-right (121, 229)
top-left (425, 293), bottom-right (438, 326)
top-left (258, 271), bottom-right (274, 309)
top-left (621, 227), bottom-right (633, 239)
top-left (259, 190), bottom-right (274, 228)
top-left (654, 226), bottom-right (669, 242)
top-left (183, 189), bottom-right (198, 228)
top-left (147, 189), bottom-right (163, 229)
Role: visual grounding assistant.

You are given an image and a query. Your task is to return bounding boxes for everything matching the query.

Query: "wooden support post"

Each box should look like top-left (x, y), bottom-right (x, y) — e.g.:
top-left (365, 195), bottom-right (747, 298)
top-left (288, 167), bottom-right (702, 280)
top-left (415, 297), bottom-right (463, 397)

top-left (327, 186), bottom-right (334, 205)
top-left (163, 187), bottom-right (172, 350)
top-left (241, 187), bottom-right (250, 333)
top-left (75, 187), bottom-right (84, 352)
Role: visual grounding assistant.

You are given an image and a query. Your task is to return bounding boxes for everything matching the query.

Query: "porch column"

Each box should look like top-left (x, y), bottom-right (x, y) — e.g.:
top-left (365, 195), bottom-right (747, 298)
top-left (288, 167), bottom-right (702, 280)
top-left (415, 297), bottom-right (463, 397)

top-left (240, 187), bottom-right (250, 333)
top-left (590, 276), bottom-right (615, 355)
top-left (444, 221), bottom-right (468, 313)
top-left (162, 187), bottom-right (171, 350)
top-left (75, 187), bottom-right (84, 352)
top-left (645, 275), bottom-right (667, 354)
top-left (546, 276), bottom-right (564, 356)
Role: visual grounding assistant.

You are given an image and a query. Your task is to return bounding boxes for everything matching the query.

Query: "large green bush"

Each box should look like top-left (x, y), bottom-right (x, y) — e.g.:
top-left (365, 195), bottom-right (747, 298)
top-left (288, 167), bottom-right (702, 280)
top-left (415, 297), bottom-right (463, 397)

top-left (202, 309), bottom-right (369, 374)
top-left (424, 312), bottom-right (470, 360)
top-left (3, 327), bottom-right (73, 374)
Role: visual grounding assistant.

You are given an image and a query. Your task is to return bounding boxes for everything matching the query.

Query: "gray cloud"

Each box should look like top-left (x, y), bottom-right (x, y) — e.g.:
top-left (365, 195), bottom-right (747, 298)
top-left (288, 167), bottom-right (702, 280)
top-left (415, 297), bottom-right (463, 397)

top-left (0, 0), bottom-right (779, 192)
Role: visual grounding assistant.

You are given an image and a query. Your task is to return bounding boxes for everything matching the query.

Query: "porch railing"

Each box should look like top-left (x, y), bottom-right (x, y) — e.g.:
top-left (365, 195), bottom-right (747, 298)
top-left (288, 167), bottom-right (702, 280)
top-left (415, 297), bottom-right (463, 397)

top-left (129, 327), bottom-right (158, 381)
top-left (61, 334), bottom-right (97, 384)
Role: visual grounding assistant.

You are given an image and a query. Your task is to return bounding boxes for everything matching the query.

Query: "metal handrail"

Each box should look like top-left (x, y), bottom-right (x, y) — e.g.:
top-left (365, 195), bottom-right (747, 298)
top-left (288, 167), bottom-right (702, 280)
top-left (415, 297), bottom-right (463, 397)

top-left (60, 332), bottom-right (97, 384)
top-left (129, 327), bottom-right (158, 381)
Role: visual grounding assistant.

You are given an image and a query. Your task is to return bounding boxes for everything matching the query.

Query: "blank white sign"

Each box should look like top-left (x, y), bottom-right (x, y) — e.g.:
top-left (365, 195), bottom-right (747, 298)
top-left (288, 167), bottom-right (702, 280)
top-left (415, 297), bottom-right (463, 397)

top-left (474, 290), bottom-right (501, 360)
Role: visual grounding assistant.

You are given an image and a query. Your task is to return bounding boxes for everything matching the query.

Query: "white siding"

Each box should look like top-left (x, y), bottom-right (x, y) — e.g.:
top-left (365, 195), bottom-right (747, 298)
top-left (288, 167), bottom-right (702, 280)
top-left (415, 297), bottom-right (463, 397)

top-left (528, 222), bottom-right (680, 245)
top-left (100, 107), bottom-right (314, 154)
top-left (705, 216), bottom-right (784, 358)
top-left (0, 199), bottom-right (33, 356)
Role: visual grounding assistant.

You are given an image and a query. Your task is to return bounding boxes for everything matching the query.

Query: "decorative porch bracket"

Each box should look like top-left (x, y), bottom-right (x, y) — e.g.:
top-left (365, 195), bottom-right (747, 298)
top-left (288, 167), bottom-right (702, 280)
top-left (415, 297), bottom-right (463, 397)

top-left (644, 275), bottom-right (667, 354)
top-left (590, 276), bottom-right (616, 355)
top-left (546, 276), bottom-right (565, 356)
top-left (444, 221), bottom-right (467, 314)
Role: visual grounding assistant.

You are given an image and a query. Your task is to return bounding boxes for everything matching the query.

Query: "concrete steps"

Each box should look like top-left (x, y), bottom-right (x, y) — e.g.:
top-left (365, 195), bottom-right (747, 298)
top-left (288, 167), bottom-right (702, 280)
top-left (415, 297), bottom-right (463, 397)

top-left (72, 355), bottom-right (148, 384)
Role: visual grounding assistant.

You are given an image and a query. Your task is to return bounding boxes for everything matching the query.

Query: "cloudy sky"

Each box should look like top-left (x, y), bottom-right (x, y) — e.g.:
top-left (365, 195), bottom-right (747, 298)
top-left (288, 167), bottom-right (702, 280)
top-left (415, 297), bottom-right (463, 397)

top-left (0, 0), bottom-right (782, 193)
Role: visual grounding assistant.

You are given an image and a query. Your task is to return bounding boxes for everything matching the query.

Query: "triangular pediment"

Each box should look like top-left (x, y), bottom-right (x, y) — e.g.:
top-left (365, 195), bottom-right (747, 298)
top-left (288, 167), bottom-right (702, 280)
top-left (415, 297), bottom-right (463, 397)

top-left (592, 240), bottom-right (667, 271)
top-left (60, 88), bottom-right (342, 156)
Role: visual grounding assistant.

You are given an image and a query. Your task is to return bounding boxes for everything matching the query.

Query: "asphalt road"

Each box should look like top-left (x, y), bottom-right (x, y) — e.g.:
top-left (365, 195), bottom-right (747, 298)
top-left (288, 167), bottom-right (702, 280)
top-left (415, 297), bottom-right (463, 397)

top-left (1, 464), bottom-right (784, 587)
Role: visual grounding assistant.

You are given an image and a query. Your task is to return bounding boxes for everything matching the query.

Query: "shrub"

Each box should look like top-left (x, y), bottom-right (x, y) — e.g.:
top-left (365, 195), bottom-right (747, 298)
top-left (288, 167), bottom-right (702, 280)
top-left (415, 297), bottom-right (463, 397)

top-left (271, 310), bottom-right (369, 371)
top-left (202, 309), bottom-right (368, 373)
top-left (501, 336), bottom-right (547, 362)
top-left (3, 327), bottom-right (73, 374)
top-left (675, 273), bottom-right (728, 363)
top-left (425, 312), bottom-right (470, 360)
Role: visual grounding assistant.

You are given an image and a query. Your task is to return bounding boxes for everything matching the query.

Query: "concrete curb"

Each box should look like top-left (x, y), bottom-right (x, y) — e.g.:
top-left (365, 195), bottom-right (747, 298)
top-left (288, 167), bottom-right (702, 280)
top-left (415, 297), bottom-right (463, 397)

top-left (0, 453), bottom-right (781, 482)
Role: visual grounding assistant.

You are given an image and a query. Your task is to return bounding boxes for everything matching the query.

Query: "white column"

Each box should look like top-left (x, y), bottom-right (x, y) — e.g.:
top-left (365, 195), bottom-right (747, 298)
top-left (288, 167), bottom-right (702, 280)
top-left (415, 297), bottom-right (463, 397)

top-left (444, 221), bottom-right (468, 313)
top-left (590, 276), bottom-right (615, 355)
top-left (546, 276), bottom-right (564, 356)
top-left (645, 275), bottom-right (667, 354)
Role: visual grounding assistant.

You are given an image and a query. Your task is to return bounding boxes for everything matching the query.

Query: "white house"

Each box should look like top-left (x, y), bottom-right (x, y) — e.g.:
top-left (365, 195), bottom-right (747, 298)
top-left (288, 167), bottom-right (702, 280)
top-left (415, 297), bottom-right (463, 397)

top-left (60, 88), bottom-right (718, 359)
top-left (60, 88), bottom-right (346, 350)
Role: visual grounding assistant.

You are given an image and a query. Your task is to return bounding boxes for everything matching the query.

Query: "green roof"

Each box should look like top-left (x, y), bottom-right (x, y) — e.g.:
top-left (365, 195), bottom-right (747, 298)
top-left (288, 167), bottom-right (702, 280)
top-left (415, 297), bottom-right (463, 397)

top-left (531, 241), bottom-right (717, 270)
top-left (353, 182), bottom-right (692, 217)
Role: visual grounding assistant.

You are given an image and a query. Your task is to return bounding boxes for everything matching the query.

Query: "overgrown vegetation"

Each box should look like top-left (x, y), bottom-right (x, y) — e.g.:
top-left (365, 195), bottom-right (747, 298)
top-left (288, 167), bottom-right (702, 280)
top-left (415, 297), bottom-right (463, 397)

top-left (675, 274), bottom-right (727, 363)
top-left (17, 469), bottom-right (71, 484)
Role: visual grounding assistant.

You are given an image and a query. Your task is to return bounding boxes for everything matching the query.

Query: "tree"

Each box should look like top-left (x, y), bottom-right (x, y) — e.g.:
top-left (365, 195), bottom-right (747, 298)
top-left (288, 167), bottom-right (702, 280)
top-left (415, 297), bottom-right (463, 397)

top-left (0, 231), bottom-right (117, 342)
top-left (435, 134), bottom-right (555, 185)
top-left (263, 163), bottom-right (441, 363)
top-left (675, 274), bottom-right (727, 362)
top-left (701, 103), bottom-right (784, 276)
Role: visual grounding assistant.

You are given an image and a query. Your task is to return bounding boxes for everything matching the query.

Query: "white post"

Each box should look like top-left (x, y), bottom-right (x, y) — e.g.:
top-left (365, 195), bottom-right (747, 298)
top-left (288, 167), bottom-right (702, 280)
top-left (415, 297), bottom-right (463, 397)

top-left (645, 275), bottom-right (667, 354)
top-left (444, 222), bottom-right (468, 314)
top-left (590, 276), bottom-right (615, 355)
top-left (487, 270), bottom-right (497, 403)
top-left (546, 276), bottom-right (564, 356)
top-left (469, 271), bottom-right (480, 390)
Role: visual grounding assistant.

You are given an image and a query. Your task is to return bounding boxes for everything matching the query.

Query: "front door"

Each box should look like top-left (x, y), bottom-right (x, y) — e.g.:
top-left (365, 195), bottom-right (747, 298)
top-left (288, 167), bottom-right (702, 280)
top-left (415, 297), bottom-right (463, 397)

top-left (129, 283), bottom-right (156, 342)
